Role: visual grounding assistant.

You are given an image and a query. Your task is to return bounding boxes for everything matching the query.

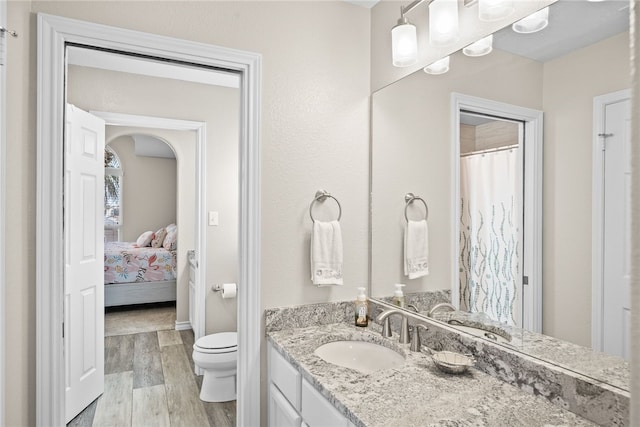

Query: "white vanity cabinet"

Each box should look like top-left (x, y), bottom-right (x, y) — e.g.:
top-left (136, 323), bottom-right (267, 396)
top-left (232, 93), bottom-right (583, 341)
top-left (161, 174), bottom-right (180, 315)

top-left (268, 342), bottom-right (356, 427)
top-left (269, 383), bottom-right (302, 427)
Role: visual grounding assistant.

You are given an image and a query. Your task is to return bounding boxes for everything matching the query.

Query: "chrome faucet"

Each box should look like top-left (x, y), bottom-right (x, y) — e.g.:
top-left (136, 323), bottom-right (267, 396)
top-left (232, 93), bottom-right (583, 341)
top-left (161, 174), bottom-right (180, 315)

top-left (427, 302), bottom-right (456, 318)
top-left (410, 324), bottom-right (429, 352)
top-left (375, 308), bottom-right (410, 344)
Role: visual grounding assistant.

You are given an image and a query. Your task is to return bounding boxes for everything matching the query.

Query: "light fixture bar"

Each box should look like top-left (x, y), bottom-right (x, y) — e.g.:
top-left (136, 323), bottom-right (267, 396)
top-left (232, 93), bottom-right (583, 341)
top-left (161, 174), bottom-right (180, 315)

top-left (400, 0), bottom-right (430, 17)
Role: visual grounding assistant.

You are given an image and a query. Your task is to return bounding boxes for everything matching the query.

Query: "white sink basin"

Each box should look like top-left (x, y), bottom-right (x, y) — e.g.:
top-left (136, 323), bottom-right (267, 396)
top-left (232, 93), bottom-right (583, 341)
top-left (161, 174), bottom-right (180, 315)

top-left (314, 340), bottom-right (404, 374)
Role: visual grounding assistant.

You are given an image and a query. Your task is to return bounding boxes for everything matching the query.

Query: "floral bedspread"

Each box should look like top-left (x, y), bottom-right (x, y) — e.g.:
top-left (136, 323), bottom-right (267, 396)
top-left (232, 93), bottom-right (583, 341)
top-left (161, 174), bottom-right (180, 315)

top-left (104, 241), bottom-right (177, 284)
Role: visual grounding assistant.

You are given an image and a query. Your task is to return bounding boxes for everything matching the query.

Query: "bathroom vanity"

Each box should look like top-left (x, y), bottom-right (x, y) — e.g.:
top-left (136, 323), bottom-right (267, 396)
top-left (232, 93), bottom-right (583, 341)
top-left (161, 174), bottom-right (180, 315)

top-left (267, 322), bottom-right (595, 426)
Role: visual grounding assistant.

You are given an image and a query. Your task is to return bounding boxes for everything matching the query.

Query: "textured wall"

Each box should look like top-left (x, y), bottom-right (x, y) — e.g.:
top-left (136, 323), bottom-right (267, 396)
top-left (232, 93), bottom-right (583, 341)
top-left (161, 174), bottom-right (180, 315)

top-left (5, 1), bottom-right (370, 425)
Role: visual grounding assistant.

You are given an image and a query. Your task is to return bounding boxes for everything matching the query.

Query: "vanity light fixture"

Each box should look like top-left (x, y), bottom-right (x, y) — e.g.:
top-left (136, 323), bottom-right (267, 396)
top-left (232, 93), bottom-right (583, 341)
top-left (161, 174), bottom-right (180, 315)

top-left (429, 0), bottom-right (460, 47)
top-left (478, 0), bottom-right (514, 22)
top-left (392, 17), bottom-right (418, 67)
top-left (423, 55), bottom-right (450, 74)
top-left (512, 7), bottom-right (549, 34)
top-left (391, 0), bottom-right (428, 67)
top-left (462, 34), bottom-right (493, 57)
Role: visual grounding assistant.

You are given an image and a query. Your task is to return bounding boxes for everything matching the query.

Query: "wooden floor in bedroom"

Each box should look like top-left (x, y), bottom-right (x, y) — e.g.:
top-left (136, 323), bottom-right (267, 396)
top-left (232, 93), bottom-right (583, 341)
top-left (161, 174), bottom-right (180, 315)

top-left (67, 306), bottom-right (236, 427)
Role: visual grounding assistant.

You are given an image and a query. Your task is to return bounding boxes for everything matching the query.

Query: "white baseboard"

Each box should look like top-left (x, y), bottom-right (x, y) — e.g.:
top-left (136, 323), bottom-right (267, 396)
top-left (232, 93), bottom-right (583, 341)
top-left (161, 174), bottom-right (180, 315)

top-left (175, 321), bottom-right (192, 331)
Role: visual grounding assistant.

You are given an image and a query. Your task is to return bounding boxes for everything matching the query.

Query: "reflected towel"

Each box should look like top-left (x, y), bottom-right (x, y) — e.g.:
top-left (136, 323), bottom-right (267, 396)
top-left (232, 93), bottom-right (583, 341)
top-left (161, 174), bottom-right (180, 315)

top-left (404, 219), bottom-right (429, 279)
top-left (311, 220), bottom-right (343, 286)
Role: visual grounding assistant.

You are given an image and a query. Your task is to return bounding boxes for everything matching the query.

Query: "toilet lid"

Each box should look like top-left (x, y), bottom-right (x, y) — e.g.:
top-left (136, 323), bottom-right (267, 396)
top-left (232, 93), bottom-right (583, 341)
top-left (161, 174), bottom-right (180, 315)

top-left (195, 332), bottom-right (237, 351)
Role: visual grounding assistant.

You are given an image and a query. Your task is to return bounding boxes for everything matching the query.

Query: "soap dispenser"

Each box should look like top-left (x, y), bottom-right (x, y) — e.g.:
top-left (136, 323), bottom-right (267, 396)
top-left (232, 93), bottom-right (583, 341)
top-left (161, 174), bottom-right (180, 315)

top-left (355, 287), bottom-right (369, 327)
top-left (392, 284), bottom-right (406, 308)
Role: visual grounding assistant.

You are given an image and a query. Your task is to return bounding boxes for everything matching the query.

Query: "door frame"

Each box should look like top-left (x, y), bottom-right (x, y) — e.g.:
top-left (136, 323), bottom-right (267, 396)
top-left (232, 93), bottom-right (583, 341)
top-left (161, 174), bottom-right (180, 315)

top-left (0, 0), bottom-right (7, 421)
top-left (93, 111), bottom-right (208, 350)
top-left (591, 88), bottom-right (631, 351)
top-left (451, 92), bottom-right (543, 332)
top-left (36, 13), bottom-right (261, 426)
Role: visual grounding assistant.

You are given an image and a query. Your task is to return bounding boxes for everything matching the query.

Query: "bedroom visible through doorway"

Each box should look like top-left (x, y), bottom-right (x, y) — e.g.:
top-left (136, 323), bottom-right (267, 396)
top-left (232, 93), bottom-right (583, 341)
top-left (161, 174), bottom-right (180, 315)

top-left (102, 133), bottom-right (180, 334)
top-left (102, 133), bottom-right (179, 307)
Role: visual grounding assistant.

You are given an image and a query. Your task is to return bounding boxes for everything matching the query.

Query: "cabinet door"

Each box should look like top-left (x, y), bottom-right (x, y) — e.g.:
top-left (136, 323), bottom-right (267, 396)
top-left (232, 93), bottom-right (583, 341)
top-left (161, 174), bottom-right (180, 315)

top-left (301, 378), bottom-right (348, 427)
top-left (269, 383), bottom-right (302, 427)
top-left (268, 343), bottom-right (301, 410)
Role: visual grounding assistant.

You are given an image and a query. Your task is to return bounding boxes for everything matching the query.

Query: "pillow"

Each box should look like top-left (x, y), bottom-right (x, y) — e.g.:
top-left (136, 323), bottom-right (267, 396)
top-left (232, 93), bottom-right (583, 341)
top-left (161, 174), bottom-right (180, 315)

top-left (163, 227), bottom-right (178, 251)
top-left (165, 223), bottom-right (177, 233)
top-left (136, 230), bottom-right (154, 247)
top-left (151, 227), bottom-right (167, 248)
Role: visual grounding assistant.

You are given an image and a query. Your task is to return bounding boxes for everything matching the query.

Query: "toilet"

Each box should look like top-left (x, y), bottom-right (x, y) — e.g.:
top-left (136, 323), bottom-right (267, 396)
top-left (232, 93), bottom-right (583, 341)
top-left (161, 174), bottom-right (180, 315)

top-left (192, 331), bottom-right (238, 402)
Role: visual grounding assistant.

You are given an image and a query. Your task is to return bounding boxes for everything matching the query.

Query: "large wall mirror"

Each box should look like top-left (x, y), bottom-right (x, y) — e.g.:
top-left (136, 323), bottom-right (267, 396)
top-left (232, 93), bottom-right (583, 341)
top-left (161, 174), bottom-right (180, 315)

top-left (370, 0), bottom-right (630, 391)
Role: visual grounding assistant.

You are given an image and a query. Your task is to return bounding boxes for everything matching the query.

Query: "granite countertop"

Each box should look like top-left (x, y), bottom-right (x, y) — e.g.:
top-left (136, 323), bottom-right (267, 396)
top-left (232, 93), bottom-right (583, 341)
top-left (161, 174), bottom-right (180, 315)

top-left (430, 310), bottom-right (630, 392)
top-left (267, 322), bottom-right (596, 427)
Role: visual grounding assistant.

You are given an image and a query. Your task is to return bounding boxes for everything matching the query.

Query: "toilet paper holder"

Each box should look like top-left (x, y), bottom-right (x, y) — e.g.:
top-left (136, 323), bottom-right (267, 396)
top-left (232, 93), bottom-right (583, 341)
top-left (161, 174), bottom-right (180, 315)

top-left (212, 283), bottom-right (237, 292)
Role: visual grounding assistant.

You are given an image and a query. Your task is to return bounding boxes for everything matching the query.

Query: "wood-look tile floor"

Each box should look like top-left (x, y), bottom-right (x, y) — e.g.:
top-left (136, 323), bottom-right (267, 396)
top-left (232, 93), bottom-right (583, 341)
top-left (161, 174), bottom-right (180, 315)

top-left (68, 308), bottom-right (235, 427)
top-left (105, 302), bottom-right (177, 337)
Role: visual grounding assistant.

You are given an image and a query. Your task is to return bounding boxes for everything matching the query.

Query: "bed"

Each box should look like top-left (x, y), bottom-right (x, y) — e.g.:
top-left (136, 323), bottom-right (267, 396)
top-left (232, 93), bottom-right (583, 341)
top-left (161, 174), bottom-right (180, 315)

top-left (104, 241), bottom-right (177, 307)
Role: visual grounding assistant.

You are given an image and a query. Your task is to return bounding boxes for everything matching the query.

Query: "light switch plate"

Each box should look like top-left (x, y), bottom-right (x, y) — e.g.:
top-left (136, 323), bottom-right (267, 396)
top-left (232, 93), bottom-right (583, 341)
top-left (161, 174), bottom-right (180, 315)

top-left (209, 211), bottom-right (219, 226)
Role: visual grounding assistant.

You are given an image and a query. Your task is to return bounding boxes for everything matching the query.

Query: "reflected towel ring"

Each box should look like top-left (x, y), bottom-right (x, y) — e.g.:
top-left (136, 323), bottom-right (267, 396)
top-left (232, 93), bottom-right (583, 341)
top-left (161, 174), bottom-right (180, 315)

top-left (404, 193), bottom-right (428, 222)
top-left (309, 190), bottom-right (342, 223)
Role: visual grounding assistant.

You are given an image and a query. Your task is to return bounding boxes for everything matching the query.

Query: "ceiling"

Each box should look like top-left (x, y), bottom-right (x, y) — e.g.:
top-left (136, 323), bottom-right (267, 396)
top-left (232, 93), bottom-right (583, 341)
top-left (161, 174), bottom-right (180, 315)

top-left (493, 0), bottom-right (629, 62)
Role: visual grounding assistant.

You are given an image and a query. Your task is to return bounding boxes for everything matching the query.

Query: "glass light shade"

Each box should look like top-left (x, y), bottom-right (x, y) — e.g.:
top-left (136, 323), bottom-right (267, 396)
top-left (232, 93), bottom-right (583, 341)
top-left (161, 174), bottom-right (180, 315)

top-left (512, 7), bottom-right (549, 34)
top-left (462, 34), bottom-right (493, 57)
top-left (391, 22), bottom-right (418, 67)
top-left (424, 56), bottom-right (450, 75)
top-left (478, 0), bottom-right (514, 22)
top-left (429, 0), bottom-right (459, 46)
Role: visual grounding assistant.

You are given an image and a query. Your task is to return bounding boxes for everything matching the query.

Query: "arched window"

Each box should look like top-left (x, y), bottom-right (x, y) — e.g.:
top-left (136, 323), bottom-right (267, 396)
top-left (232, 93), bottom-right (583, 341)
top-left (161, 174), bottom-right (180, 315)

top-left (104, 146), bottom-right (123, 242)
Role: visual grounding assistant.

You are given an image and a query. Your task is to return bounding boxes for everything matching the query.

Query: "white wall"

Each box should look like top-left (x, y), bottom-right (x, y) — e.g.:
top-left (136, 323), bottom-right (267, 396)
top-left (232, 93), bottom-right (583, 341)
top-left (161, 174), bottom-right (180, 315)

top-left (541, 31), bottom-right (630, 346)
top-left (204, 96), bottom-right (239, 335)
top-left (5, 2), bottom-right (370, 425)
top-left (107, 135), bottom-right (177, 242)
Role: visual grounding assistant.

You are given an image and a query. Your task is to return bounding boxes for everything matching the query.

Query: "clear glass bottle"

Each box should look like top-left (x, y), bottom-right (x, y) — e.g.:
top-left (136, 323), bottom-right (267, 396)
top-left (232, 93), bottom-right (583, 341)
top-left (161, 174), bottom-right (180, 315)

top-left (355, 287), bottom-right (369, 327)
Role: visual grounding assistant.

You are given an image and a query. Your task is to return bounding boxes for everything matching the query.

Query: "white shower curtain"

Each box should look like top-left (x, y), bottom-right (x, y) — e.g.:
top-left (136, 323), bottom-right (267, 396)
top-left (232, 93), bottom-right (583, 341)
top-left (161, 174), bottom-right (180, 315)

top-left (459, 148), bottom-right (519, 326)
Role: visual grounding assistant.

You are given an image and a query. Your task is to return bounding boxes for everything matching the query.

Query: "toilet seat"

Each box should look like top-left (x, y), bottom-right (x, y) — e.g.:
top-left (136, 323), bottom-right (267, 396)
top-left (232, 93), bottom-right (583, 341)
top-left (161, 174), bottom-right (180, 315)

top-left (194, 332), bottom-right (237, 354)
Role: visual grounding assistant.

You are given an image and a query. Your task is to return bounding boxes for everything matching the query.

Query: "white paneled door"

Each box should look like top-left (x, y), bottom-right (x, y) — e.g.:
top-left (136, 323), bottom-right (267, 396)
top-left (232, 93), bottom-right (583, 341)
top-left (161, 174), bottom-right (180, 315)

top-left (602, 97), bottom-right (631, 360)
top-left (64, 104), bottom-right (106, 422)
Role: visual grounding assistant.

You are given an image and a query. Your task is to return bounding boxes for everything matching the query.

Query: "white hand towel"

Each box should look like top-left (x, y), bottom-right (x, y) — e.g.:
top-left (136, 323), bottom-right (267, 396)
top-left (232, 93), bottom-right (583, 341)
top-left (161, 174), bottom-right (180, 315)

top-left (404, 219), bottom-right (429, 279)
top-left (311, 220), bottom-right (343, 286)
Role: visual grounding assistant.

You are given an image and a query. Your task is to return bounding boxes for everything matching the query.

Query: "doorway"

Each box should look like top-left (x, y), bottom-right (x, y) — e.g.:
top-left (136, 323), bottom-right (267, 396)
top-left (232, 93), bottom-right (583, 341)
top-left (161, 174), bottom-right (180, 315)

top-left (592, 89), bottom-right (632, 359)
top-left (451, 93), bottom-right (543, 332)
top-left (36, 14), bottom-right (261, 426)
top-left (459, 112), bottom-right (524, 327)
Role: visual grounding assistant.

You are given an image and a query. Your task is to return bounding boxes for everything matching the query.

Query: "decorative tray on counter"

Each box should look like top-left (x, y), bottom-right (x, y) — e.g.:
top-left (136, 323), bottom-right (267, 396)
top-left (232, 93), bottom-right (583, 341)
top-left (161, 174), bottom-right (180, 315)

top-left (431, 351), bottom-right (475, 374)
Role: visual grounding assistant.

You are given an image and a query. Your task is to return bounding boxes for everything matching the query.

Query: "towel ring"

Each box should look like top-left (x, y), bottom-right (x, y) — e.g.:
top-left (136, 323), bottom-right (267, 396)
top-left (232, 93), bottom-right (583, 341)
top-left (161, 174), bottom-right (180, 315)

top-left (309, 190), bottom-right (342, 223)
top-left (404, 193), bottom-right (428, 222)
